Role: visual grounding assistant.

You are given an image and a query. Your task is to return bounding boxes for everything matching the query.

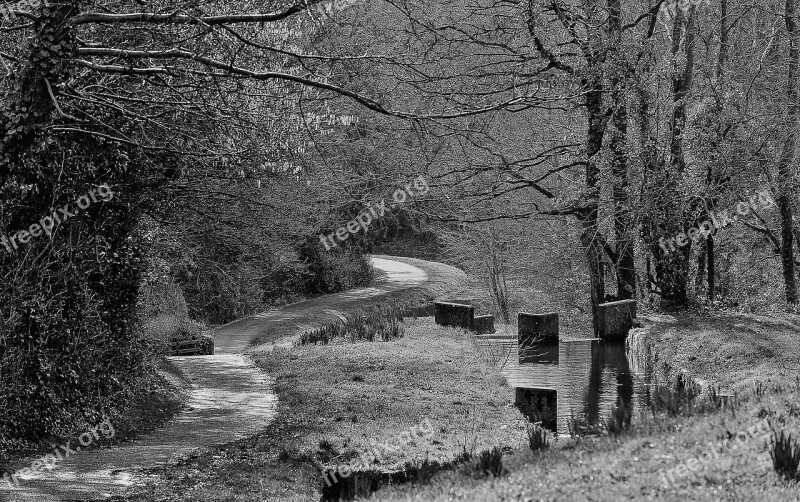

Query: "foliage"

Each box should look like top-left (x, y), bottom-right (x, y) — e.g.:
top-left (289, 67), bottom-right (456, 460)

top-left (526, 424), bottom-right (550, 453)
top-left (0, 125), bottom-right (162, 441)
top-left (298, 306), bottom-right (406, 345)
top-left (476, 447), bottom-right (504, 478)
top-left (770, 430), bottom-right (800, 481)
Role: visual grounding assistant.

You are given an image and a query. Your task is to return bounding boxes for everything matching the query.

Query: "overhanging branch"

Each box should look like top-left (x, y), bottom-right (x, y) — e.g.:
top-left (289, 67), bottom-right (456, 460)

top-left (68, 1), bottom-right (325, 26)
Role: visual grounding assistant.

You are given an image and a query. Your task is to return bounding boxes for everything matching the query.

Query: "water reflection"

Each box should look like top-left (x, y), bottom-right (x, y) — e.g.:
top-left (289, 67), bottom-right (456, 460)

top-left (502, 339), bottom-right (649, 434)
top-left (519, 340), bottom-right (559, 365)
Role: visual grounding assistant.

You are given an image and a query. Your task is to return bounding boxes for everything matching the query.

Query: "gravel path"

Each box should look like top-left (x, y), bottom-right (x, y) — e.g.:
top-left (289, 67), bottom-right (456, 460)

top-left (0, 258), bottom-right (427, 502)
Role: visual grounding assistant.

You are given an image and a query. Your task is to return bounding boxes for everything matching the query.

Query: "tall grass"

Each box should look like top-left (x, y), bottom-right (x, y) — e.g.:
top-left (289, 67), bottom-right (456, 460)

top-left (771, 430), bottom-right (800, 481)
top-left (526, 423), bottom-right (551, 452)
top-left (477, 447), bottom-right (504, 477)
top-left (298, 305), bottom-right (406, 345)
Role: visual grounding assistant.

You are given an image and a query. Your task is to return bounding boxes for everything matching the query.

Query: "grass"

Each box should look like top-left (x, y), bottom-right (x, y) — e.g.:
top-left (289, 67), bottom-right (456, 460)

top-left (297, 305), bottom-right (405, 345)
top-left (771, 430), bottom-right (800, 481)
top-left (364, 313), bottom-right (800, 502)
top-left (369, 382), bottom-right (800, 501)
top-left (477, 447), bottom-right (504, 477)
top-left (70, 261), bottom-right (800, 501)
top-left (526, 423), bottom-right (550, 452)
top-left (258, 318), bottom-right (525, 472)
top-left (111, 317), bottom-right (526, 502)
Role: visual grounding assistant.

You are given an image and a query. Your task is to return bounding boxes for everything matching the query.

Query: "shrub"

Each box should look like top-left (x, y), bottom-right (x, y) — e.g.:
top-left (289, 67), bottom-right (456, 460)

top-left (771, 430), bottom-right (800, 481)
top-left (651, 374), bottom-right (701, 416)
top-left (142, 315), bottom-right (207, 354)
top-left (527, 424), bottom-right (551, 452)
top-left (477, 447), bottom-right (504, 477)
top-left (410, 457), bottom-right (440, 484)
top-left (137, 275), bottom-right (188, 321)
top-left (0, 182), bottom-right (148, 442)
top-left (298, 307), bottom-right (406, 345)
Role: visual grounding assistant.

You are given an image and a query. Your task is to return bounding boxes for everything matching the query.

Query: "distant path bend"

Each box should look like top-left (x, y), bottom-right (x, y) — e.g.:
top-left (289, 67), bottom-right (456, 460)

top-left (0, 257), bottom-right (428, 502)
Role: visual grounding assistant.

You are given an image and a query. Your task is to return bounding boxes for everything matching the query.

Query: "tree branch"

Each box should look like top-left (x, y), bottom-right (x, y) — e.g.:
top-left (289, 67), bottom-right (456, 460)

top-left (68, 1), bottom-right (325, 27)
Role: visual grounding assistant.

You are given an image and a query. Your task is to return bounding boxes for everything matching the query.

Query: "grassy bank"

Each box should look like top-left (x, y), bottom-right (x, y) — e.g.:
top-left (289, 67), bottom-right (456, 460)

top-left (367, 314), bottom-right (800, 502)
top-left (643, 312), bottom-right (800, 390)
top-left (112, 318), bottom-right (525, 501)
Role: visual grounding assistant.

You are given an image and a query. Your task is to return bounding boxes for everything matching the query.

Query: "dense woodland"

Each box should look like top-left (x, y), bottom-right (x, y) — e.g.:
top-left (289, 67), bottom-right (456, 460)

top-left (1, 0), bottom-right (799, 444)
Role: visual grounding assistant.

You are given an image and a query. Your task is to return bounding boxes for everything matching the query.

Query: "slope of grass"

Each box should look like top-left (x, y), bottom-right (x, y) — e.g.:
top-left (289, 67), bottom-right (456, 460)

top-left (112, 318), bottom-right (525, 502)
top-left (368, 314), bottom-right (800, 502)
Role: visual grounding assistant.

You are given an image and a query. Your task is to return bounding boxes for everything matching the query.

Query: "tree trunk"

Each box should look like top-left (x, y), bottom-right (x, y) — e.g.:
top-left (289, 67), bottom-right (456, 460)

top-left (608, 0), bottom-right (635, 300)
top-left (778, 0), bottom-right (800, 303)
top-left (708, 235), bottom-right (716, 302)
top-left (696, 238), bottom-right (707, 291)
top-left (584, 78), bottom-right (606, 334)
top-left (657, 5), bottom-right (698, 307)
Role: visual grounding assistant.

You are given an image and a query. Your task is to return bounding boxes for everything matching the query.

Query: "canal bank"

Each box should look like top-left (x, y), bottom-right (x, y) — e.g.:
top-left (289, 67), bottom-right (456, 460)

top-left (369, 312), bottom-right (800, 502)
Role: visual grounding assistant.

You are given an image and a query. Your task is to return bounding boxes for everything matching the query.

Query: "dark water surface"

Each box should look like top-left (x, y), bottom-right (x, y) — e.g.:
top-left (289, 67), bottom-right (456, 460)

top-left (501, 338), bottom-right (652, 434)
top-left (406, 306), bottom-right (653, 435)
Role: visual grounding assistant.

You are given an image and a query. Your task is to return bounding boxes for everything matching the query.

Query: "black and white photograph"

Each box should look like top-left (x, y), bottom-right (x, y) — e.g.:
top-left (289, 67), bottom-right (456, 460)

top-left (1, 0), bottom-right (799, 500)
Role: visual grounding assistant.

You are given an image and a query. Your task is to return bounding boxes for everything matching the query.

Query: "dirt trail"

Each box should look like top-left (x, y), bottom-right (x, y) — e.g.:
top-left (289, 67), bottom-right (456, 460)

top-left (0, 258), bottom-right (427, 502)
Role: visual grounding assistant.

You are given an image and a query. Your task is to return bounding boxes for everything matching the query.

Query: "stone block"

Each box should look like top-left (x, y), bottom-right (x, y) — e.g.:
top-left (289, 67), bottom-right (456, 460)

top-left (598, 300), bottom-right (637, 340)
top-left (434, 302), bottom-right (474, 330)
top-left (518, 312), bottom-right (558, 350)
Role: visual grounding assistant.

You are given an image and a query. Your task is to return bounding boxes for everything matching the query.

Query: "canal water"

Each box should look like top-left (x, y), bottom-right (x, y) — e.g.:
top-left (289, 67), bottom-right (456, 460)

top-left (500, 337), bottom-right (652, 434)
top-left (406, 304), bottom-right (655, 435)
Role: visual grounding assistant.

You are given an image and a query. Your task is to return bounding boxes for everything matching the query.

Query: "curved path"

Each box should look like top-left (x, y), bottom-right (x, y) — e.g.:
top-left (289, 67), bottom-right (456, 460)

top-left (0, 257), bottom-right (427, 502)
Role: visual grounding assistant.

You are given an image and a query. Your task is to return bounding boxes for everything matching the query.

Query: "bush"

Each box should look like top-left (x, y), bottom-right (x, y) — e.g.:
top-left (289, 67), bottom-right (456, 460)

top-left (527, 424), bottom-right (551, 452)
top-left (142, 314), bottom-right (208, 354)
top-left (410, 457), bottom-right (441, 484)
top-left (298, 239), bottom-right (374, 295)
top-left (170, 234), bottom-right (375, 325)
top-left (477, 447), bottom-right (504, 478)
top-left (298, 307), bottom-right (406, 345)
top-left (771, 430), bottom-right (800, 481)
top-left (137, 275), bottom-right (188, 321)
top-left (0, 194), bottom-right (148, 442)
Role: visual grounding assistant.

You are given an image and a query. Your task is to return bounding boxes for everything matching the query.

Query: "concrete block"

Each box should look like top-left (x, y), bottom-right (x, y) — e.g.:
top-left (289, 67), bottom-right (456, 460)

top-left (434, 302), bottom-right (474, 330)
top-left (598, 300), bottom-right (637, 340)
top-left (518, 312), bottom-right (558, 352)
